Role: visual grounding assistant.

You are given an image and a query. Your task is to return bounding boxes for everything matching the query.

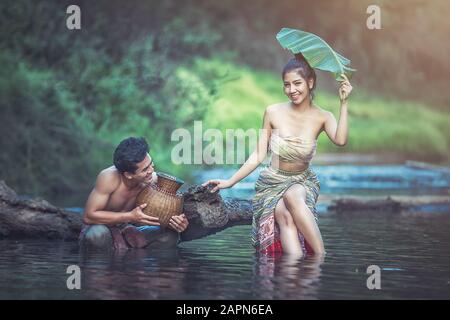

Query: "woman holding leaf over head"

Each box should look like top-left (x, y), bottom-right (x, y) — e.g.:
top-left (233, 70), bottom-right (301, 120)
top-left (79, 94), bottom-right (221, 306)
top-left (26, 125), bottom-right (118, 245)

top-left (203, 28), bottom-right (354, 258)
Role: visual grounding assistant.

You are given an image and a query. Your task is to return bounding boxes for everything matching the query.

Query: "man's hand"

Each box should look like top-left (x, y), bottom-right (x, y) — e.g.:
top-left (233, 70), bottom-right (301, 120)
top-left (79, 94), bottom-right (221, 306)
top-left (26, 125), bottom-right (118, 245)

top-left (168, 214), bottom-right (189, 233)
top-left (129, 203), bottom-right (160, 226)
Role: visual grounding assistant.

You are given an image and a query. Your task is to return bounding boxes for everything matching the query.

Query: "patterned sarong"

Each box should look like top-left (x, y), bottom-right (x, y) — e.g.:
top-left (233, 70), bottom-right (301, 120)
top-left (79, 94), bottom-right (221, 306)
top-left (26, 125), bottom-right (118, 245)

top-left (251, 166), bottom-right (320, 255)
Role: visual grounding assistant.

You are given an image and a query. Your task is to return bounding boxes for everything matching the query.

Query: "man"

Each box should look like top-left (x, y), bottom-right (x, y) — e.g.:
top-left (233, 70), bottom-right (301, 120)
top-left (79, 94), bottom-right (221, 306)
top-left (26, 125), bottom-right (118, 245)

top-left (79, 137), bottom-right (189, 250)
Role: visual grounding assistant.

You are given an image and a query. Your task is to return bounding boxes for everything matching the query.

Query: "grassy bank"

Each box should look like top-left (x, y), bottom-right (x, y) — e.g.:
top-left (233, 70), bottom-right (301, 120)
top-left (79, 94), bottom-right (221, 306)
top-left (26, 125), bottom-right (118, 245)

top-left (196, 59), bottom-right (450, 164)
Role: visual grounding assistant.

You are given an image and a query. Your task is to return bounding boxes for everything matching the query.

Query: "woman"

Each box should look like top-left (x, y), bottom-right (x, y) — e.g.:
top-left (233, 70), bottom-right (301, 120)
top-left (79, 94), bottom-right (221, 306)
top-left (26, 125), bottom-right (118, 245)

top-left (203, 55), bottom-right (353, 257)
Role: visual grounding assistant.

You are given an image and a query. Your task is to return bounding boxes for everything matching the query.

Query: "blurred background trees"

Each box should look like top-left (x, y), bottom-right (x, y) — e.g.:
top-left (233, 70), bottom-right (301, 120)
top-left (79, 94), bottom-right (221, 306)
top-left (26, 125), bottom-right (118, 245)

top-left (0, 0), bottom-right (449, 203)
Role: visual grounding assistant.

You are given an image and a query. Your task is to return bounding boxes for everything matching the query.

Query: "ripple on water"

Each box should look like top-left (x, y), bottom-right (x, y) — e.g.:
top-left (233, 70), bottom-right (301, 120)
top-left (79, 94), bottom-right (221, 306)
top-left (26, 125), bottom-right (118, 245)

top-left (0, 213), bottom-right (449, 299)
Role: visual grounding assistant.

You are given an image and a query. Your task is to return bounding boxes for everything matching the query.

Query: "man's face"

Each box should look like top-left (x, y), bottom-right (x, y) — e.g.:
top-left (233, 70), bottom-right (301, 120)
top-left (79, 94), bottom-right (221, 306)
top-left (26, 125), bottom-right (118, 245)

top-left (130, 153), bottom-right (155, 183)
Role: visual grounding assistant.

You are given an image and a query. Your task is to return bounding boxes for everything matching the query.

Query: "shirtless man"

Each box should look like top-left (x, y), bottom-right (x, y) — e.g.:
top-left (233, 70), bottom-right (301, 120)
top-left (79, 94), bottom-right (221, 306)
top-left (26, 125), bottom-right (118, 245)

top-left (79, 137), bottom-right (189, 250)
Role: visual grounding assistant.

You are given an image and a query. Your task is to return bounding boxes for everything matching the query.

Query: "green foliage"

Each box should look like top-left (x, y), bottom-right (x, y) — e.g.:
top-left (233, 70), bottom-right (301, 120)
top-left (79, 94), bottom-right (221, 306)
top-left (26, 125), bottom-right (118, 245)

top-left (0, 0), bottom-right (220, 200)
top-left (0, 52), bottom-right (103, 197)
top-left (200, 59), bottom-right (450, 163)
top-left (208, 0), bottom-right (450, 109)
top-left (1, 0), bottom-right (449, 203)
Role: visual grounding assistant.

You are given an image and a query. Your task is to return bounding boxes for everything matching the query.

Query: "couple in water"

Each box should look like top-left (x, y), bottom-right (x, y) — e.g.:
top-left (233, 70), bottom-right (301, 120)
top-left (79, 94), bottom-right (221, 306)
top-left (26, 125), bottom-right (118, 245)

top-left (203, 55), bottom-right (352, 258)
top-left (80, 55), bottom-right (352, 258)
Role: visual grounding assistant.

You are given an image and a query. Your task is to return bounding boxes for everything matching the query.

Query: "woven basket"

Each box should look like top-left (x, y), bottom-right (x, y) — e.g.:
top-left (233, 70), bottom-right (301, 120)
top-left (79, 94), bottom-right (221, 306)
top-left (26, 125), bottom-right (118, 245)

top-left (136, 172), bottom-right (184, 227)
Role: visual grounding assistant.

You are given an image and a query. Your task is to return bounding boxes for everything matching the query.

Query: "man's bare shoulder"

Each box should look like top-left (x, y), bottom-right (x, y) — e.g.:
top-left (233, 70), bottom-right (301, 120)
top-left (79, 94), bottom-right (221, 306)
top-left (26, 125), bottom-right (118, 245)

top-left (95, 166), bottom-right (121, 194)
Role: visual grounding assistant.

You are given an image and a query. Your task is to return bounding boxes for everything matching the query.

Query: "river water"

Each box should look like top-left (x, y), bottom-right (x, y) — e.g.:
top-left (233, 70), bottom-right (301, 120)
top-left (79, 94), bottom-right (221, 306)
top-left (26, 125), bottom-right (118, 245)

top-left (0, 164), bottom-right (449, 299)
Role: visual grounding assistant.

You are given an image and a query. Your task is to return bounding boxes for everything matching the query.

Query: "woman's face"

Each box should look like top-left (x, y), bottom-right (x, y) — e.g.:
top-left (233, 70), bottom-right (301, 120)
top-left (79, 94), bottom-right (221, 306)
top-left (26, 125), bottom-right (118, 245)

top-left (283, 70), bottom-right (313, 105)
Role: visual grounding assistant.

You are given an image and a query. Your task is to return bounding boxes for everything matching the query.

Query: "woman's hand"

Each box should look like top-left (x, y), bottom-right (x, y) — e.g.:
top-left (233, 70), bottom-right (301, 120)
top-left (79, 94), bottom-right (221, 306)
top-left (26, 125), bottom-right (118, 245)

top-left (202, 179), bottom-right (234, 193)
top-left (339, 74), bottom-right (353, 103)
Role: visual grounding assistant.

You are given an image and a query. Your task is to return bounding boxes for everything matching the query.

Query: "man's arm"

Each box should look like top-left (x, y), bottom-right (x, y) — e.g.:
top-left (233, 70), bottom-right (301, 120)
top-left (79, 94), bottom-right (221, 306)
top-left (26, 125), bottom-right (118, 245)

top-left (82, 171), bottom-right (131, 225)
top-left (82, 171), bottom-right (159, 226)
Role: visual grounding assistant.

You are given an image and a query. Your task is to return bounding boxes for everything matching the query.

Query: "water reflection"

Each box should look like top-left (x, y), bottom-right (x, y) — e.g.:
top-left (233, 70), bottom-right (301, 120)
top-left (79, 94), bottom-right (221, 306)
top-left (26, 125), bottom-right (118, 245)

top-left (253, 254), bottom-right (324, 299)
top-left (79, 248), bottom-right (189, 299)
top-left (78, 245), bottom-right (325, 300)
top-left (1, 211), bottom-right (449, 299)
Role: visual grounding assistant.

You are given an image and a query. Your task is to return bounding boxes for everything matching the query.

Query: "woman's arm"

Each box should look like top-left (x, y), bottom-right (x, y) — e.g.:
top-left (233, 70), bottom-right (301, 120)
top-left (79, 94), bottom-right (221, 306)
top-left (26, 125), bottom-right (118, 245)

top-left (203, 107), bottom-right (272, 192)
top-left (323, 74), bottom-right (353, 146)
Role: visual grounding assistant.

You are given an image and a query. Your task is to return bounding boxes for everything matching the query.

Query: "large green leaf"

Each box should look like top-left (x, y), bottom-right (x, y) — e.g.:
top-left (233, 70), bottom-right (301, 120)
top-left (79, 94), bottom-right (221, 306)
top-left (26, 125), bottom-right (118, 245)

top-left (276, 28), bottom-right (356, 81)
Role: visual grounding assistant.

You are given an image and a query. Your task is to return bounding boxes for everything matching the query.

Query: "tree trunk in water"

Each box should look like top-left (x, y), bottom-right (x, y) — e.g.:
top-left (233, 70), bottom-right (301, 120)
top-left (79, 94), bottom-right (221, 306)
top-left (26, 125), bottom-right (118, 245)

top-left (0, 181), bottom-right (252, 241)
top-left (1, 181), bottom-right (449, 241)
top-left (0, 181), bottom-right (83, 240)
top-left (180, 185), bottom-right (252, 241)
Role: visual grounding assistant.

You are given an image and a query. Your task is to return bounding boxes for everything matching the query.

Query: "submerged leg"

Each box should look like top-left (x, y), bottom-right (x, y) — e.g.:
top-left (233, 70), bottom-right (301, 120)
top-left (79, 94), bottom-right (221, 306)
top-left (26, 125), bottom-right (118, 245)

top-left (137, 226), bottom-right (179, 249)
top-left (79, 224), bottom-right (113, 251)
top-left (121, 225), bottom-right (152, 249)
top-left (274, 198), bottom-right (304, 258)
top-left (283, 184), bottom-right (325, 255)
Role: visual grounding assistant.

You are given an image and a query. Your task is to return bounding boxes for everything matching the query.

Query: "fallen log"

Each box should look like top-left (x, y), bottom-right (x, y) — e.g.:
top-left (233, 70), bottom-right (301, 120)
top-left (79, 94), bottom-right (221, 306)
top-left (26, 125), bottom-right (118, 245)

top-left (0, 180), bottom-right (252, 242)
top-left (1, 181), bottom-right (449, 241)
top-left (0, 181), bottom-right (83, 240)
top-left (328, 196), bottom-right (405, 213)
top-left (180, 184), bottom-right (252, 241)
top-left (326, 195), bottom-right (450, 214)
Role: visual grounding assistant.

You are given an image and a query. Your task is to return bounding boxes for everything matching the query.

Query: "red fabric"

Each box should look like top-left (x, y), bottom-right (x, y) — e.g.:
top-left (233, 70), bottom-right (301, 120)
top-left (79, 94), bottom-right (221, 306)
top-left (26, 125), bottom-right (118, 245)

top-left (259, 240), bottom-right (283, 257)
top-left (259, 239), bottom-right (314, 256)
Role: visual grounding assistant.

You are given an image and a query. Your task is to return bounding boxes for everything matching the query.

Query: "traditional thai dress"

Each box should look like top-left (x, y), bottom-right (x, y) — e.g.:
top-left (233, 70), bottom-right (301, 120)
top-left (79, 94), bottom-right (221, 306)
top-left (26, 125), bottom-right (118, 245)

top-left (251, 133), bottom-right (320, 255)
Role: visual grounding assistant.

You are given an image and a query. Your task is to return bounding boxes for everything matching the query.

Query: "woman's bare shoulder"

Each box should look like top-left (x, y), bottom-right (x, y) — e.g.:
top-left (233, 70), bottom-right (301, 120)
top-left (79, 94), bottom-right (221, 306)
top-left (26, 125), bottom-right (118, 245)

top-left (312, 104), bottom-right (333, 119)
top-left (265, 102), bottom-right (289, 114)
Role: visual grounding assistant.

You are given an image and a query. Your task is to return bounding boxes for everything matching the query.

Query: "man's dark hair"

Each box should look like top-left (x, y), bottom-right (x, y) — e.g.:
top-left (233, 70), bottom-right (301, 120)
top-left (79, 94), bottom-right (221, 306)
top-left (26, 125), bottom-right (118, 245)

top-left (113, 137), bottom-right (149, 174)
